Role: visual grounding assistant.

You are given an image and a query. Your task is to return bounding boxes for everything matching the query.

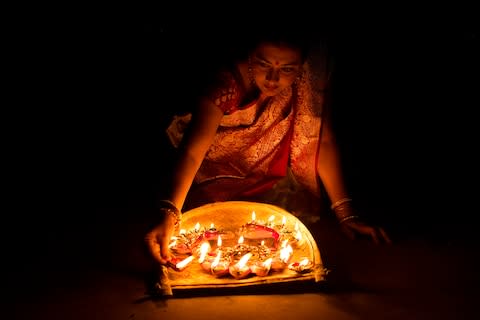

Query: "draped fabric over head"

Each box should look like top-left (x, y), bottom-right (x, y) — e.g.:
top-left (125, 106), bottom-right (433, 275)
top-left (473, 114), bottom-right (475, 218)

top-left (166, 47), bottom-right (331, 209)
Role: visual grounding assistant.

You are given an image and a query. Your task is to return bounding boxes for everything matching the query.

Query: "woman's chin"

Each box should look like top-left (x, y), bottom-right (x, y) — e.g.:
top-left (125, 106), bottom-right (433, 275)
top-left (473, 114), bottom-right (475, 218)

top-left (260, 89), bottom-right (279, 97)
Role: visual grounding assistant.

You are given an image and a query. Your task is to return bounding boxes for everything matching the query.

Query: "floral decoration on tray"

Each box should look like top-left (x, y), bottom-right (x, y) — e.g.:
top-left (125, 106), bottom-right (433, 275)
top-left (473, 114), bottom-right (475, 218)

top-left (167, 211), bottom-right (314, 279)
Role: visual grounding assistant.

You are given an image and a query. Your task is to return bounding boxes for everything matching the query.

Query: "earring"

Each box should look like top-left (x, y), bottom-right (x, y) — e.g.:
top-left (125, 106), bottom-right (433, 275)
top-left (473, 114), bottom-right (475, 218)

top-left (294, 69), bottom-right (304, 85)
top-left (248, 56), bottom-right (256, 86)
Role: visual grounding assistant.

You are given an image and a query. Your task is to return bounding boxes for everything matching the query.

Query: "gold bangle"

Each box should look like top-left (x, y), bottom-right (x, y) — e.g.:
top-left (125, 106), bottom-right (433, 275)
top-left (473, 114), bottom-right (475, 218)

top-left (330, 198), bottom-right (352, 210)
top-left (339, 215), bottom-right (359, 224)
top-left (159, 200), bottom-right (182, 227)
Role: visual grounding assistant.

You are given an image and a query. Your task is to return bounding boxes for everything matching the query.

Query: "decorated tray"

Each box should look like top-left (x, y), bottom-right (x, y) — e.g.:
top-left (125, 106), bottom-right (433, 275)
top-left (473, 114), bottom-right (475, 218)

top-left (158, 201), bottom-right (327, 293)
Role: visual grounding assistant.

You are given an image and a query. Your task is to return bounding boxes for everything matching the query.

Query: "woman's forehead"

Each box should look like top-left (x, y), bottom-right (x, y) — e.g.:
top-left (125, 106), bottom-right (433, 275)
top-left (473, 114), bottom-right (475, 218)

top-left (253, 43), bottom-right (303, 65)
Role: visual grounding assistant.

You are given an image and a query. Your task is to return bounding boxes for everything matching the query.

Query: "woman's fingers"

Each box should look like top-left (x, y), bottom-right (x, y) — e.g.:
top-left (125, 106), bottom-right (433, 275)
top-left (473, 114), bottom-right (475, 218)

top-left (160, 233), bottom-right (173, 262)
top-left (145, 230), bottom-right (171, 265)
top-left (341, 224), bottom-right (356, 240)
top-left (346, 221), bottom-right (392, 245)
top-left (145, 234), bottom-right (166, 265)
top-left (378, 227), bottom-right (392, 244)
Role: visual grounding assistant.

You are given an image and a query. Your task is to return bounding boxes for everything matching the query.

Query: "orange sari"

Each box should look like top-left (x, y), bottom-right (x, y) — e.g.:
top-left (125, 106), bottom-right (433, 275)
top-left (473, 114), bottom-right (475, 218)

top-left (167, 53), bottom-right (329, 209)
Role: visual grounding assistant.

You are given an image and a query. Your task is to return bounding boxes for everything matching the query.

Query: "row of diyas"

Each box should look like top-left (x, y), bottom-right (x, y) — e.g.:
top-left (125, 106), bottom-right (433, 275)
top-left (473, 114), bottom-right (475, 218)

top-left (167, 211), bottom-right (314, 278)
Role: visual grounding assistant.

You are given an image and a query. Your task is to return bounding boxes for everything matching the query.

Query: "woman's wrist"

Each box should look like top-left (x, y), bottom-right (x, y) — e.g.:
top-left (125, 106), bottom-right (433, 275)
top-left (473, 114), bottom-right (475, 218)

top-left (331, 198), bottom-right (359, 224)
top-left (158, 199), bottom-right (182, 228)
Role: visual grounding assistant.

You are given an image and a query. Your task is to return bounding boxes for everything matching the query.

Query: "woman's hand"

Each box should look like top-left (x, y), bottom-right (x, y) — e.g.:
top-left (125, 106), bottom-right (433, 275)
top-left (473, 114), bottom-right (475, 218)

top-left (144, 205), bottom-right (181, 265)
top-left (340, 218), bottom-right (392, 244)
top-left (332, 199), bottom-right (392, 244)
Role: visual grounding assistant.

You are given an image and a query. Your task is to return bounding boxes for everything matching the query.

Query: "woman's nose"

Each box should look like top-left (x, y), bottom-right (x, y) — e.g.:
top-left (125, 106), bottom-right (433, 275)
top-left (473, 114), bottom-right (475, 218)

top-left (266, 68), bottom-right (279, 82)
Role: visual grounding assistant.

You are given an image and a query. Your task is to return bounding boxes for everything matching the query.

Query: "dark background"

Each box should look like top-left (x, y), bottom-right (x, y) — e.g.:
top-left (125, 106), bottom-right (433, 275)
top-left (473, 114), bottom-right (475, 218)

top-left (56, 10), bottom-right (476, 218)
top-left (6, 6), bottom-right (478, 288)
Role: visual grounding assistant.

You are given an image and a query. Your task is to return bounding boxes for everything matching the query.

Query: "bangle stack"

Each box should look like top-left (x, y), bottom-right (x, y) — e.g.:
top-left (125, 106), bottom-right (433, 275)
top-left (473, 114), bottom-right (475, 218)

top-left (158, 199), bottom-right (182, 228)
top-left (330, 197), bottom-right (359, 224)
top-left (330, 198), bottom-right (352, 210)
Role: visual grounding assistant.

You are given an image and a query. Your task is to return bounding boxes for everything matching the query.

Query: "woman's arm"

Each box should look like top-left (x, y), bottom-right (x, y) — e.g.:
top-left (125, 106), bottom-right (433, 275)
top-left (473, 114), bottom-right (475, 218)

top-left (145, 98), bottom-right (224, 266)
top-left (167, 98), bottom-right (224, 211)
top-left (316, 105), bottom-right (391, 244)
top-left (316, 105), bottom-right (350, 206)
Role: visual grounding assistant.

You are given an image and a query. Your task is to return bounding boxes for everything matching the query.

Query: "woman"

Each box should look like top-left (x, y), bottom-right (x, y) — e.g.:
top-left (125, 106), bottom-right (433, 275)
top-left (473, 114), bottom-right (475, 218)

top-left (145, 28), bottom-right (391, 266)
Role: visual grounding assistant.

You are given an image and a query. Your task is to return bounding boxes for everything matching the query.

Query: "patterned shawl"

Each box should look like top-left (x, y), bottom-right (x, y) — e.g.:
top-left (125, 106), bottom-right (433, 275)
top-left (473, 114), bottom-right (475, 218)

top-left (167, 51), bottom-right (329, 208)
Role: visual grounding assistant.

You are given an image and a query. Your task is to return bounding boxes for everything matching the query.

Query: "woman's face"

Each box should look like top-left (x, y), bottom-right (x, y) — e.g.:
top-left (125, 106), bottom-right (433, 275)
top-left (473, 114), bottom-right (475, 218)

top-left (250, 43), bottom-right (303, 97)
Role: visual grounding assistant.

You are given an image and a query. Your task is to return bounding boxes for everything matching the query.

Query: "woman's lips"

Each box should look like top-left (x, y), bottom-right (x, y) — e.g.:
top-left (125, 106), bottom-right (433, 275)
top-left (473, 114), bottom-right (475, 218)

top-left (263, 84), bottom-right (278, 91)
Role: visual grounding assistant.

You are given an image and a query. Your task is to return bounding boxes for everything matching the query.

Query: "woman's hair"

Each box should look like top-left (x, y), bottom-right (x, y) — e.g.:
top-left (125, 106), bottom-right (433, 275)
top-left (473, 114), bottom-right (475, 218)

top-left (243, 26), bottom-right (313, 62)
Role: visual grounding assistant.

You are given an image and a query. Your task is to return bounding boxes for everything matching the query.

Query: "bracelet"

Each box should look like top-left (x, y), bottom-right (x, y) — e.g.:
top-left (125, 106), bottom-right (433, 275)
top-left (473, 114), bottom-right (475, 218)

top-left (339, 215), bottom-right (359, 224)
top-left (158, 200), bottom-right (182, 227)
top-left (330, 197), bottom-right (353, 210)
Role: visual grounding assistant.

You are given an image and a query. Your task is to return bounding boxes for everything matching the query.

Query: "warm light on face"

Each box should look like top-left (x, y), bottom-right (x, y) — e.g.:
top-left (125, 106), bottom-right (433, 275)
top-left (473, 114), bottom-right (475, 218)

top-left (251, 43), bottom-right (302, 96)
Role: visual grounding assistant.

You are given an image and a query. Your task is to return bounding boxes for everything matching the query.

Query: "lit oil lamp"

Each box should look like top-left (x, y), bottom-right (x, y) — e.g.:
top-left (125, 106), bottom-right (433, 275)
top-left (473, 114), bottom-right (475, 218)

top-left (232, 235), bottom-right (250, 260)
top-left (229, 252), bottom-right (252, 279)
top-left (277, 215), bottom-right (287, 231)
top-left (288, 257), bottom-right (314, 274)
top-left (198, 242), bottom-right (216, 273)
top-left (196, 242), bottom-right (211, 263)
top-left (210, 251), bottom-right (231, 277)
top-left (251, 211), bottom-right (257, 224)
top-left (271, 241), bottom-right (293, 271)
top-left (279, 221), bottom-right (305, 249)
top-left (251, 257), bottom-right (273, 277)
top-left (203, 223), bottom-right (218, 241)
top-left (166, 255), bottom-right (194, 272)
top-left (257, 240), bottom-right (271, 260)
top-left (168, 235), bottom-right (192, 255)
top-left (292, 221), bottom-right (305, 248)
top-left (241, 222), bottom-right (280, 249)
top-left (266, 215), bottom-right (276, 228)
top-left (213, 235), bottom-right (223, 254)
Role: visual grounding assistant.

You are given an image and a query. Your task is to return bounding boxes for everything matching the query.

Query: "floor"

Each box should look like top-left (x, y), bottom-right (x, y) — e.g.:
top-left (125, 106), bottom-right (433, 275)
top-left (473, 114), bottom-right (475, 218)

top-left (6, 203), bottom-right (479, 320)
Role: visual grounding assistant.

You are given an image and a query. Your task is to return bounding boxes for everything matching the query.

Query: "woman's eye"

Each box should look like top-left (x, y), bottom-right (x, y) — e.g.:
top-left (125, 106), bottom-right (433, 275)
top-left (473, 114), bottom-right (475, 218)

top-left (281, 67), bottom-right (295, 74)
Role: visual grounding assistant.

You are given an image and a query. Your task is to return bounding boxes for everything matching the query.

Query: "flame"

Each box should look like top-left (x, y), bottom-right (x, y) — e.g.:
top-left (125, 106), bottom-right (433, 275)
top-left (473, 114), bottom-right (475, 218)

top-left (198, 242), bottom-right (210, 263)
top-left (238, 235), bottom-right (244, 244)
top-left (295, 229), bottom-right (303, 241)
top-left (217, 235), bottom-right (222, 247)
top-left (179, 229), bottom-right (186, 235)
top-left (280, 244), bottom-right (293, 262)
top-left (261, 240), bottom-right (265, 246)
top-left (268, 215), bottom-right (275, 223)
top-left (210, 223), bottom-right (215, 229)
top-left (281, 216), bottom-right (286, 225)
top-left (194, 222), bottom-right (200, 232)
top-left (299, 258), bottom-right (310, 266)
top-left (251, 211), bottom-right (256, 222)
top-left (236, 252), bottom-right (252, 268)
top-left (211, 251), bottom-right (221, 268)
top-left (176, 255), bottom-right (194, 269)
top-left (262, 257), bottom-right (273, 268)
